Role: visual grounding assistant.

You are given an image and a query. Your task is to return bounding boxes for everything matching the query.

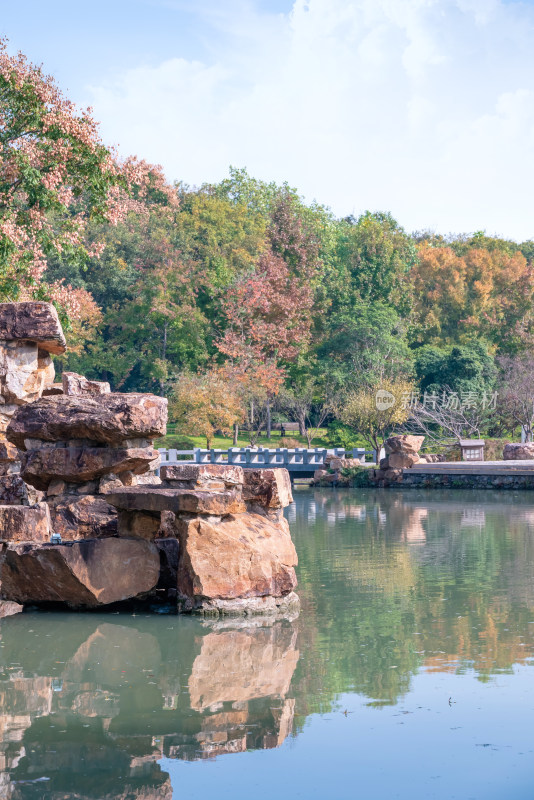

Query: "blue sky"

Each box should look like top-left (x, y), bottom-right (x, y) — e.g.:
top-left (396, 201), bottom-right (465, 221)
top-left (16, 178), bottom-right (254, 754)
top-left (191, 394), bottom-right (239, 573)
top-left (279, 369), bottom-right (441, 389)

top-left (3, 0), bottom-right (534, 240)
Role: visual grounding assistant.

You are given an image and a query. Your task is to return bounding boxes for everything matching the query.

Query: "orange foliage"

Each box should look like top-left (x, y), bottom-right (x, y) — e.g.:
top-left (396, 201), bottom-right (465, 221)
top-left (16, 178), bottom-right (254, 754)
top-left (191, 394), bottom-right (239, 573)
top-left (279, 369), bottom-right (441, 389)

top-left (412, 244), bottom-right (534, 348)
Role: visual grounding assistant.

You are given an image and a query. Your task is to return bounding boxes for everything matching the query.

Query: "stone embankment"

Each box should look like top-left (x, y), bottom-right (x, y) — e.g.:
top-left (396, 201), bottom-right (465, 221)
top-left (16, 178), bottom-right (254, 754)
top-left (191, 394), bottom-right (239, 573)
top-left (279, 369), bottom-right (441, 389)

top-left (0, 302), bottom-right (298, 616)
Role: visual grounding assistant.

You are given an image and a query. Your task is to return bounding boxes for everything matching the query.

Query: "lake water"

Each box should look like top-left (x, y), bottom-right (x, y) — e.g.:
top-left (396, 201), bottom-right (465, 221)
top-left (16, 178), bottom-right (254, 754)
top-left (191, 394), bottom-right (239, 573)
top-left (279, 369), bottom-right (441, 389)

top-left (2, 488), bottom-right (534, 799)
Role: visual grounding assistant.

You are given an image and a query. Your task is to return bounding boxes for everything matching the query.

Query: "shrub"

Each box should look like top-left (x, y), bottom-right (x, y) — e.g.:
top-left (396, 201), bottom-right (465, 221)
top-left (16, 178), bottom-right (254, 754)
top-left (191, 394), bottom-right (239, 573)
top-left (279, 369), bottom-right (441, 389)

top-left (341, 465), bottom-right (372, 487)
top-left (326, 421), bottom-right (359, 449)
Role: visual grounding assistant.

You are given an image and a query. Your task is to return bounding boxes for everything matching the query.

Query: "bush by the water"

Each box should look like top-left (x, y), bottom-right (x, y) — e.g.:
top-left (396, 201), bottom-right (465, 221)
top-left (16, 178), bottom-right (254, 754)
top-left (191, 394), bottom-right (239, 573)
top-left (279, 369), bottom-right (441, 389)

top-left (341, 465), bottom-right (372, 487)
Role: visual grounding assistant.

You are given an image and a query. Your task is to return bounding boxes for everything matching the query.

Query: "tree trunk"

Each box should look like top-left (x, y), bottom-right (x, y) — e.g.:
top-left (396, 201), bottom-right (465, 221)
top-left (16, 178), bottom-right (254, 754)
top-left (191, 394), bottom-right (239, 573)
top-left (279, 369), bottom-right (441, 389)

top-left (266, 400), bottom-right (271, 440)
top-left (250, 400), bottom-right (255, 426)
top-left (298, 415), bottom-right (306, 437)
top-left (159, 321), bottom-right (168, 395)
top-left (233, 423), bottom-right (239, 447)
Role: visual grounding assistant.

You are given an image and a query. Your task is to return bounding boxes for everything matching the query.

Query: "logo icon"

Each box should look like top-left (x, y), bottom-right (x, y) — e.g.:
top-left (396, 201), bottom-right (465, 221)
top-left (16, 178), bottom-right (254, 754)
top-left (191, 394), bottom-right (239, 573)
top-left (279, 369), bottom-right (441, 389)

top-left (375, 389), bottom-right (396, 411)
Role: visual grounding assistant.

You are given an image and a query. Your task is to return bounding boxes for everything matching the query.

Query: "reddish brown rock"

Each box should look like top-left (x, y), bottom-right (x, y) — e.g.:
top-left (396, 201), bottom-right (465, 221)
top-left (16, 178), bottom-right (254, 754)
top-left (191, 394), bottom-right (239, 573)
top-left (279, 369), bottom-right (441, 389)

top-left (387, 452), bottom-right (420, 469)
top-left (0, 301), bottom-right (66, 354)
top-left (384, 435), bottom-right (424, 455)
top-left (242, 469), bottom-right (293, 509)
top-left (0, 503), bottom-right (51, 541)
top-left (160, 463), bottom-right (244, 488)
top-left (105, 486), bottom-right (246, 515)
top-left (117, 510), bottom-right (161, 540)
top-left (47, 494), bottom-right (118, 539)
top-left (175, 511), bottom-right (298, 608)
top-left (0, 538), bottom-right (160, 607)
top-left (503, 442), bottom-right (534, 460)
top-left (21, 446), bottom-right (159, 490)
top-left (62, 371), bottom-right (111, 396)
top-left (7, 393), bottom-right (168, 448)
top-left (0, 475), bottom-right (30, 505)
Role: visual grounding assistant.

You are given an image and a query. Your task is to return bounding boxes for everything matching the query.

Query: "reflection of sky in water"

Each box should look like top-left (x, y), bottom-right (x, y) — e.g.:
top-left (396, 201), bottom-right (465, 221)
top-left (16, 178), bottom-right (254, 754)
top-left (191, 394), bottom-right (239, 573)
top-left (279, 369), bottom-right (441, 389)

top-left (2, 487), bottom-right (534, 798)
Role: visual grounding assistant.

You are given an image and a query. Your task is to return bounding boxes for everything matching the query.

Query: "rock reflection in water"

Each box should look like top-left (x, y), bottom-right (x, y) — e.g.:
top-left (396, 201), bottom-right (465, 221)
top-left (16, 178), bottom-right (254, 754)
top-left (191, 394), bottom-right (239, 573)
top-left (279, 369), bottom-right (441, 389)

top-left (0, 614), bottom-right (299, 798)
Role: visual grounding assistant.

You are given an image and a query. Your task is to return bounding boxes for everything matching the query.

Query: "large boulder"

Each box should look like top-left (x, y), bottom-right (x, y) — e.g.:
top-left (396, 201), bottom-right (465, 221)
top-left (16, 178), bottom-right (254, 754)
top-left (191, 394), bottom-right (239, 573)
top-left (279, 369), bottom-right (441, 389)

top-left (7, 393), bottom-right (168, 448)
top-left (21, 445), bottom-right (159, 490)
top-left (47, 494), bottom-right (118, 539)
top-left (0, 538), bottom-right (160, 607)
top-left (0, 301), bottom-right (66, 354)
top-left (384, 435), bottom-right (424, 455)
top-left (175, 512), bottom-right (298, 610)
top-left (387, 452), bottom-right (420, 469)
top-left (0, 503), bottom-right (51, 541)
top-left (503, 442), bottom-right (534, 460)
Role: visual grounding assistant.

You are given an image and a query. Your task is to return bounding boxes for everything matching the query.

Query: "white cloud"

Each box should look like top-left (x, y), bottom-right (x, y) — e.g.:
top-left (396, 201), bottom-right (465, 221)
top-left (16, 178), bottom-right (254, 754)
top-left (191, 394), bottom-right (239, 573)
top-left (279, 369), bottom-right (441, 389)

top-left (88, 0), bottom-right (534, 240)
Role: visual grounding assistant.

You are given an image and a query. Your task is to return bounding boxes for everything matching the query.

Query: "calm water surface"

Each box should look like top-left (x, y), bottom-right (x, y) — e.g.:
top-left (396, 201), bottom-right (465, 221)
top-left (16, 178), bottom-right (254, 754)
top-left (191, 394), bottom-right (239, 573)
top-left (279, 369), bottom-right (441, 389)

top-left (2, 488), bottom-right (534, 799)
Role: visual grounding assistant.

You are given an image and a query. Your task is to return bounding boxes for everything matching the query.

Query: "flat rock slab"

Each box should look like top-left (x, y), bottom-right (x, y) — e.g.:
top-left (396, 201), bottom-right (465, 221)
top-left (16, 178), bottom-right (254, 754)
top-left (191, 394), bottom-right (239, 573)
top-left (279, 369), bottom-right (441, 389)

top-left (21, 446), bottom-right (159, 490)
top-left (175, 511), bottom-right (298, 606)
top-left (161, 463), bottom-right (244, 488)
top-left (0, 538), bottom-right (160, 607)
top-left (105, 486), bottom-right (246, 515)
top-left (7, 393), bottom-right (168, 448)
top-left (0, 503), bottom-right (50, 541)
top-left (0, 302), bottom-right (66, 354)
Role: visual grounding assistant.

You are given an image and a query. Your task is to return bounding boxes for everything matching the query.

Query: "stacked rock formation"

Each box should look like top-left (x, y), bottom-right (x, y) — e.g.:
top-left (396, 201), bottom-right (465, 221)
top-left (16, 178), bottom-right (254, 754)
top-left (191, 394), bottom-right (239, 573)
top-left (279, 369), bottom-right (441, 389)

top-left (0, 302), bottom-right (299, 616)
top-left (8, 390), bottom-right (167, 539)
top-left (104, 463), bottom-right (299, 615)
top-left (0, 302), bottom-right (65, 505)
top-left (369, 435), bottom-right (425, 487)
top-left (0, 388), bottom-right (170, 609)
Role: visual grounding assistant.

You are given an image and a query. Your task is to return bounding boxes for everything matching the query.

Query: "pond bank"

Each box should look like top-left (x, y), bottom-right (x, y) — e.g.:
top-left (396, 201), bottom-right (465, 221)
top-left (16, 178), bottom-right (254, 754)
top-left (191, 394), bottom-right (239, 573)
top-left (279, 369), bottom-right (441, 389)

top-left (313, 460), bottom-right (534, 490)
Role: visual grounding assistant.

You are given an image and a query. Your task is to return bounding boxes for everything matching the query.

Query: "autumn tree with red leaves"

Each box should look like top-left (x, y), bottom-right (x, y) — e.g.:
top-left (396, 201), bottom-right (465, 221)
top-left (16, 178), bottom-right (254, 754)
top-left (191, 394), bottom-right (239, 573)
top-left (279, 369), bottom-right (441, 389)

top-left (0, 38), bottom-right (175, 323)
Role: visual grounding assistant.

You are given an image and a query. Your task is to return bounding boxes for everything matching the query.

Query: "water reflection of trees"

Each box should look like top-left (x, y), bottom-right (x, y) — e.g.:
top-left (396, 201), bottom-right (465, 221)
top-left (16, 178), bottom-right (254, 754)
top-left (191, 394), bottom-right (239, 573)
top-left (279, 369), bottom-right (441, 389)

top-left (291, 488), bottom-right (534, 712)
top-left (0, 615), bottom-right (299, 799)
top-left (2, 487), bottom-right (534, 790)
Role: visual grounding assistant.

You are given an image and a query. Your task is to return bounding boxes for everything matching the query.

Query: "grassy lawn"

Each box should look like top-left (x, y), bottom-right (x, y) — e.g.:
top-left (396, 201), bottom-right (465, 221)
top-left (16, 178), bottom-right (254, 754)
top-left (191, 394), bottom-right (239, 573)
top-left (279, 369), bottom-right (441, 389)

top-left (154, 429), bottom-right (338, 450)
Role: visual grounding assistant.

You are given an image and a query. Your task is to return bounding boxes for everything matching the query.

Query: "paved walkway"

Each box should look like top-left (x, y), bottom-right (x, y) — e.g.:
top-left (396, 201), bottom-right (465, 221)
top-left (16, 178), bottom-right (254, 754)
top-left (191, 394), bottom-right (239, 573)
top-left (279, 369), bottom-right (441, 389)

top-left (409, 460), bottom-right (534, 475)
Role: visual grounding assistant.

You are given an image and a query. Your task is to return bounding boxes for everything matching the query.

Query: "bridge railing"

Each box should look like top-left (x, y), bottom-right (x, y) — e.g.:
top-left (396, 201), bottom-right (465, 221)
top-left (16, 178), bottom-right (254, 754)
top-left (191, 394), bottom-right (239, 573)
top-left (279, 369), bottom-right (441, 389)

top-left (157, 446), bottom-right (374, 469)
